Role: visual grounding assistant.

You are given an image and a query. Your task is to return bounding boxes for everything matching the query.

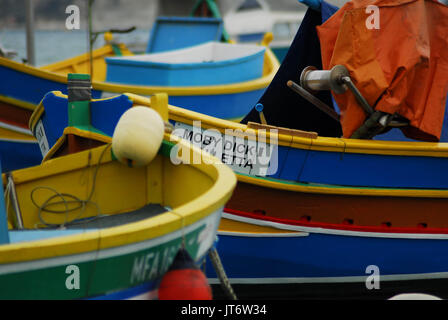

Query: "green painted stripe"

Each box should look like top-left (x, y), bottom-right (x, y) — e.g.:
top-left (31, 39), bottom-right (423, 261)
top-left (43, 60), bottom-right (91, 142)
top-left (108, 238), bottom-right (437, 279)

top-left (0, 210), bottom-right (219, 299)
top-left (0, 228), bottom-right (200, 299)
top-left (68, 74), bottom-right (90, 81)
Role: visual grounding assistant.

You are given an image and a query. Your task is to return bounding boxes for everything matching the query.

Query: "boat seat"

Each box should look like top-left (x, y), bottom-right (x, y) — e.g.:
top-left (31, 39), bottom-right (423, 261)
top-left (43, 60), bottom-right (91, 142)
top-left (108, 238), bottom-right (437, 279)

top-left (6, 204), bottom-right (168, 244)
top-left (66, 203), bottom-right (167, 229)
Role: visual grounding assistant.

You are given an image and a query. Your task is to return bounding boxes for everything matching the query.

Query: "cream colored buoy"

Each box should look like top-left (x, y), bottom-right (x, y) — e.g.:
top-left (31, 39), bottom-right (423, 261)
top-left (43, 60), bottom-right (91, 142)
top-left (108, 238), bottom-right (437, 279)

top-left (112, 106), bottom-right (164, 167)
top-left (388, 293), bottom-right (442, 300)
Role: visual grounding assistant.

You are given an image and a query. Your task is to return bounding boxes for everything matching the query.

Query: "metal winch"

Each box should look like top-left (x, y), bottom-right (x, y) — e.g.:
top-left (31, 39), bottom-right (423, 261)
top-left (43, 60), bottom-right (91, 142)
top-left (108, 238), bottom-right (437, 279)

top-left (287, 65), bottom-right (409, 139)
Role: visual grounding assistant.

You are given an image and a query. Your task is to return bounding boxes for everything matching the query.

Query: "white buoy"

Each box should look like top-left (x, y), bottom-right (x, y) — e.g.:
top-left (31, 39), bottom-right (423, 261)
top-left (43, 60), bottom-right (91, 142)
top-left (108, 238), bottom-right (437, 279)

top-left (112, 106), bottom-right (164, 167)
top-left (388, 293), bottom-right (442, 300)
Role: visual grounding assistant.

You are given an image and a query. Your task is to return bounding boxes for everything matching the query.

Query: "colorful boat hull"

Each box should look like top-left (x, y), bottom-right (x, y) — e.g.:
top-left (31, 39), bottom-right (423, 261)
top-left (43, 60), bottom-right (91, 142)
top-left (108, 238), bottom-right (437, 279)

top-left (106, 42), bottom-right (266, 87)
top-left (209, 211), bottom-right (448, 299)
top-left (0, 137), bottom-right (41, 172)
top-left (2, 209), bottom-right (221, 300)
top-left (166, 107), bottom-right (448, 298)
top-left (0, 40), bottom-right (277, 171)
top-left (31, 90), bottom-right (448, 298)
top-left (0, 95), bottom-right (42, 172)
top-left (32, 91), bottom-right (448, 190)
top-left (0, 137), bottom-right (236, 299)
top-left (0, 92), bottom-right (237, 299)
top-left (41, 42), bottom-right (278, 121)
top-left (167, 108), bottom-right (448, 189)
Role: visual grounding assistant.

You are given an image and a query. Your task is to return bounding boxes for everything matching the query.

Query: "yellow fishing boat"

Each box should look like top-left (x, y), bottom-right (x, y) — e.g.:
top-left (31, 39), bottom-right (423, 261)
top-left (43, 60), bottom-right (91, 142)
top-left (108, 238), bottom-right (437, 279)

top-left (0, 90), bottom-right (237, 299)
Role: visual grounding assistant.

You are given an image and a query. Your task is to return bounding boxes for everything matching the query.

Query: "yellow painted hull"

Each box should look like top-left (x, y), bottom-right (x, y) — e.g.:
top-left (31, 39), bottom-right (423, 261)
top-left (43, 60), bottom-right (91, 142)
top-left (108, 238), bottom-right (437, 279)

top-left (3, 136), bottom-right (236, 262)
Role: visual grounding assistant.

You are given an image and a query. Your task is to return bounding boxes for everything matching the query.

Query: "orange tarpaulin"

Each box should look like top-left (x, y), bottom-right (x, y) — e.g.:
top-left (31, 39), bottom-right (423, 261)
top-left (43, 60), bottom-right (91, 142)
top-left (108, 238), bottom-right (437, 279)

top-left (317, 0), bottom-right (448, 141)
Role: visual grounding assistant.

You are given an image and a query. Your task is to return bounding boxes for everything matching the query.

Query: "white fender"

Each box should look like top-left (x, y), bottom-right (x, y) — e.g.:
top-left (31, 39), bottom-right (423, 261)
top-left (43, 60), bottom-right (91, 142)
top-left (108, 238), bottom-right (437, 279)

top-left (112, 106), bottom-right (164, 167)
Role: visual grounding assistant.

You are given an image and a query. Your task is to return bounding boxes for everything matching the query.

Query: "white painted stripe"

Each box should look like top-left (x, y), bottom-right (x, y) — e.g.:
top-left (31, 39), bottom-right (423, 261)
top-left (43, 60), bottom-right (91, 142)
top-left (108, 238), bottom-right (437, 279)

top-left (127, 289), bottom-right (158, 300)
top-left (218, 230), bottom-right (309, 237)
top-left (208, 271), bottom-right (448, 285)
top-left (0, 121), bottom-right (34, 136)
top-left (222, 212), bottom-right (448, 240)
top-left (0, 137), bottom-right (37, 144)
top-left (0, 210), bottom-right (221, 275)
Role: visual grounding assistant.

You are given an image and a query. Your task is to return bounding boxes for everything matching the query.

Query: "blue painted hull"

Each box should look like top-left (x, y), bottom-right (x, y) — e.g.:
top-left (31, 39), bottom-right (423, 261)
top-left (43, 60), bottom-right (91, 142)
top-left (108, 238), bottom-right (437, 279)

top-left (0, 65), bottom-right (102, 106)
top-left (170, 119), bottom-right (448, 189)
top-left (0, 64), bottom-right (101, 171)
top-left (106, 42), bottom-right (265, 87)
top-left (206, 222), bottom-right (448, 298)
top-left (0, 62), bottom-right (264, 121)
top-left (209, 233), bottom-right (448, 279)
top-left (35, 91), bottom-right (266, 160)
top-left (169, 89), bottom-right (265, 120)
top-left (269, 144), bottom-right (448, 189)
top-left (0, 54), bottom-right (269, 169)
top-left (0, 139), bottom-right (41, 172)
top-left (36, 91), bottom-right (448, 190)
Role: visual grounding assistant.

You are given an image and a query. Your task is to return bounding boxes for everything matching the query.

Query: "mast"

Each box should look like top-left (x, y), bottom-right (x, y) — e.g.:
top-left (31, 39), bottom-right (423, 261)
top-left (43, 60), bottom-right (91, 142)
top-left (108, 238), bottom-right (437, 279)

top-left (25, 0), bottom-right (36, 65)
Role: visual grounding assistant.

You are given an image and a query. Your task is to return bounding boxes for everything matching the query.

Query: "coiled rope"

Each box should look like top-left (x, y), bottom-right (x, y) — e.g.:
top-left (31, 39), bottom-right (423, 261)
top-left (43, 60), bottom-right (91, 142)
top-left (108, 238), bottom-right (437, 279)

top-left (30, 144), bottom-right (111, 229)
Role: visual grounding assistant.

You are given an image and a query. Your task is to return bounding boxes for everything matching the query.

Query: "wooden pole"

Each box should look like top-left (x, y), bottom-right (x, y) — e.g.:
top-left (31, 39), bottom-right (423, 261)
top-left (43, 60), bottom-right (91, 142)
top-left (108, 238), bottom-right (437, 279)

top-left (25, 0), bottom-right (36, 65)
top-left (88, 0), bottom-right (94, 78)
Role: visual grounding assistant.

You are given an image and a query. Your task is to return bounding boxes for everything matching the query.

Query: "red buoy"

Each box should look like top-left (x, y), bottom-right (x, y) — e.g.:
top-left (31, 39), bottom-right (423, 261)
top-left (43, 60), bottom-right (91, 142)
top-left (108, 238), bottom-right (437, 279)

top-left (158, 248), bottom-right (212, 300)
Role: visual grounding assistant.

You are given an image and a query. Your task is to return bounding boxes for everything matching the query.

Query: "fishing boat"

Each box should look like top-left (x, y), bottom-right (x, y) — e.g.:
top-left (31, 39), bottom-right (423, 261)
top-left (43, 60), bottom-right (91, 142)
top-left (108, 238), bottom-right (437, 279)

top-left (41, 17), bottom-right (278, 121)
top-left (0, 41), bottom-right (132, 172)
top-left (105, 41), bottom-right (266, 87)
top-left (31, 84), bottom-right (448, 300)
top-left (31, 0), bottom-right (448, 299)
top-left (0, 88), bottom-right (236, 300)
top-left (0, 16), bottom-right (278, 172)
top-left (224, 0), bottom-right (306, 62)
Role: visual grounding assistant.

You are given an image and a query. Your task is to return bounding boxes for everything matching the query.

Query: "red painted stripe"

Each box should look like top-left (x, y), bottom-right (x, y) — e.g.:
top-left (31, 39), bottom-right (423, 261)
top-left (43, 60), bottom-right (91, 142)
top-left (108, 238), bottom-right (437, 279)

top-left (223, 207), bottom-right (448, 235)
top-left (0, 118), bottom-right (29, 130)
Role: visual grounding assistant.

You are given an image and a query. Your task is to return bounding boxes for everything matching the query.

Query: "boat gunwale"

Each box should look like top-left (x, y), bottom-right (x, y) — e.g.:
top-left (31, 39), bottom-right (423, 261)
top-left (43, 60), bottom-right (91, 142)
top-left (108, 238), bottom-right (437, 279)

top-left (0, 137), bottom-right (236, 264)
top-left (105, 41), bottom-right (266, 70)
top-left (236, 173), bottom-right (448, 198)
top-left (0, 43), bottom-right (279, 97)
top-left (167, 103), bottom-right (448, 158)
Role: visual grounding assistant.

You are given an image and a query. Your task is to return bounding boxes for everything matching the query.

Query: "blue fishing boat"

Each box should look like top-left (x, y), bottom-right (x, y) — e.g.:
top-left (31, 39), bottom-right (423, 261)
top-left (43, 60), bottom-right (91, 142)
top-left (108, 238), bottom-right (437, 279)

top-left (31, 82), bottom-right (448, 302)
top-left (26, 0), bottom-right (448, 299)
top-left (0, 14), bottom-right (278, 171)
top-left (105, 41), bottom-right (266, 87)
top-left (43, 16), bottom-right (278, 121)
top-left (204, 0), bottom-right (448, 299)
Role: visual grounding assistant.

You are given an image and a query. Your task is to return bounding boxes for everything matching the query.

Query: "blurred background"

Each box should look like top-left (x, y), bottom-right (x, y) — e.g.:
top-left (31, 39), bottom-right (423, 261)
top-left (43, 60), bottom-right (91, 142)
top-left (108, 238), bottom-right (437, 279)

top-left (0, 0), bottom-right (349, 29)
top-left (0, 0), bottom-right (350, 65)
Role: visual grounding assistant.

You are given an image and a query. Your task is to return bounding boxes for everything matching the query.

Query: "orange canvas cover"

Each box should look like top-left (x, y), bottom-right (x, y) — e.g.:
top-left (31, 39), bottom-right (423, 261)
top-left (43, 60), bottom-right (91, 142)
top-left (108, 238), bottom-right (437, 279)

top-left (317, 0), bottom-right (448, 141)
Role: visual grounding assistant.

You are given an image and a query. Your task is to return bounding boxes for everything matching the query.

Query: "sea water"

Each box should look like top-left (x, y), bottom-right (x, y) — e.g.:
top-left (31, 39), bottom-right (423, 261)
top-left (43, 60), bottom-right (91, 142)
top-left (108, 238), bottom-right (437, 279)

top-left (0, 28), bottom-right (150, 66)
